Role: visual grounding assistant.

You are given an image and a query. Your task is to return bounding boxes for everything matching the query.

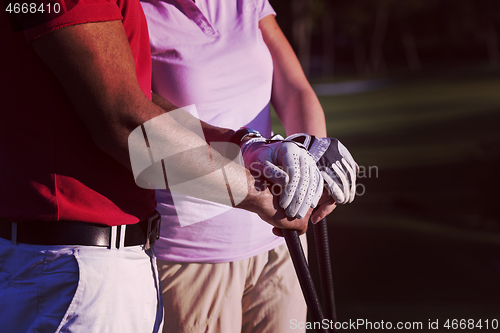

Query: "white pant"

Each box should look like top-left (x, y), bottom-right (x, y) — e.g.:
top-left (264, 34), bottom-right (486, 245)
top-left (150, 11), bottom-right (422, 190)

top-left (0, 237), bottom-right (163, 333)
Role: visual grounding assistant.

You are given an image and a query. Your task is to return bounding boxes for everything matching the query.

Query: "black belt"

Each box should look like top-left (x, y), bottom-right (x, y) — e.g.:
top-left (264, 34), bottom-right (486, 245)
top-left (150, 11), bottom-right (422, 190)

top-left (0, 212), bottom-right (161, 249)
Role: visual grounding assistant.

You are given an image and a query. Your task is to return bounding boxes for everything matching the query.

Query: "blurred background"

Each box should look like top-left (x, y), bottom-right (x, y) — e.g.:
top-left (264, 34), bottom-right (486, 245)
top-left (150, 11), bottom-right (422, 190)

top-left (269, 0), bottom-right (500, 331)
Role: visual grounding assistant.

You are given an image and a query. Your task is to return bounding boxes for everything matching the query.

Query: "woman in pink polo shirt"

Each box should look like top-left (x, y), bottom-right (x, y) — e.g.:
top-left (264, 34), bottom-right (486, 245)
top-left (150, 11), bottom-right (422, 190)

top-left (140, 0), bottom-right (329, 332)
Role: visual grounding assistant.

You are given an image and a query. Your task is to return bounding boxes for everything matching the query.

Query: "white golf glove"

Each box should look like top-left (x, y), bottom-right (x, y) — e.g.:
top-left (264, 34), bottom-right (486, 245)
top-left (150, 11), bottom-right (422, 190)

top-left (286, 133), bottom-right (359, 204)
top-left (241, 136), bottom-right (323, 219)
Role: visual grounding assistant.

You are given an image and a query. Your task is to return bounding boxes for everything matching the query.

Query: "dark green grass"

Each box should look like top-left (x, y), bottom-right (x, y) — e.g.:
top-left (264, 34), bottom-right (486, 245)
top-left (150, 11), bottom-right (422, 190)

top-left (272, 69), bottom-right (500, 332)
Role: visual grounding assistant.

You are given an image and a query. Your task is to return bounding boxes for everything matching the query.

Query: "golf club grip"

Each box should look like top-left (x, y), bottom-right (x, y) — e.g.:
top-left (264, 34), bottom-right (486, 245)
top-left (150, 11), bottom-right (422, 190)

top-left (313, 219), bottom-right (338, 331)
top-left (282, 229), bottom-right (327, 333)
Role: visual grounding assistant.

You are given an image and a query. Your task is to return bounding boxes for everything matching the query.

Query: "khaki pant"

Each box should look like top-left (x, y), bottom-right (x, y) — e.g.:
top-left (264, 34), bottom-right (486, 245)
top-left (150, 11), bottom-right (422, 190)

top-left (158, 236), bottom-right (307, 333)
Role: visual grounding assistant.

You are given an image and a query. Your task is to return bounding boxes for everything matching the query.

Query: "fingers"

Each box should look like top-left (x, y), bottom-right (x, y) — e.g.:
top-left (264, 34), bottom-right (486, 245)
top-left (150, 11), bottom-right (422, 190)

top-left (311, 168), bottom-right (324, 209)
top-left (330, 161), bottom-right (349, 204)
top-left (250, 159), bottom-right (289, 186)
top-left (311, 196), bottom-right (336, 224)
top-left (272, 227), bottom-right (284, 237)
top-left (243, 139), bottom-right (333, 220)
top-left (252, 185), bottom-right (305, 232)
top-left (271, 210), bottom-right (311, 236)
top-left (278, 145), bottom-right (323, 219)
top-left (282, 152), bottom-right (312, 219)
top-left (281, 135), bottom-right (359, 206)
top-left (342, 158), bottom-right (357, 203)
top-left (278, 147), bottom-right (302, 211)
top-left (338, 140), bottom-right (358, 203)
top-left (321, 170), bottom-right (346, 204)
top-left (293, 160), bottom-right (321, 219)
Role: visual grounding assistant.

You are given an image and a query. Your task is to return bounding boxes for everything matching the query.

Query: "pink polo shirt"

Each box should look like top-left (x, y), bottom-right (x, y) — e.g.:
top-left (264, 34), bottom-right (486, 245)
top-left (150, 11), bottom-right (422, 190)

top-left (141, 0), bottom-right (284, 262)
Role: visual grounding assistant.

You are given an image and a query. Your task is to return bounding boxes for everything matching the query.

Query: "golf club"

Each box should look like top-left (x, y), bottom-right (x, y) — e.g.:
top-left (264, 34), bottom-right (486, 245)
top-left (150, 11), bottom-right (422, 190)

top-left (312, 218), bottom-right (338, 332)
top-left (283, 227), bottom-right (328, 333)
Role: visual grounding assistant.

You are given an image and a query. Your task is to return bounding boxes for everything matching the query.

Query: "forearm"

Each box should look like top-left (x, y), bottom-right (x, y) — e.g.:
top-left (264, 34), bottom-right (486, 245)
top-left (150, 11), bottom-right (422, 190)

top-left (30, 21), bottom-right (255, 211)
top-left (128, 106), bottom-right (296, 227)
top-left (152, 92), bottom-right (235, 143)
top-left (273, 86), bottom-right (327, 137)
top-left (260, 15), bottom-right (326, 137)
top-left (30, 20), bottom-right (309, 232)
top-left (149, 93), bottom-right (283, 215)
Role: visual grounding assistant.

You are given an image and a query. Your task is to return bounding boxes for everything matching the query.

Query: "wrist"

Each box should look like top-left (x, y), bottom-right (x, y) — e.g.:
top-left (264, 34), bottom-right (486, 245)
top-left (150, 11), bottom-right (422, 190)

top-left (236, 171), bottom-right (272, 214)
top-left (229, 127), bottom-right (263, 147)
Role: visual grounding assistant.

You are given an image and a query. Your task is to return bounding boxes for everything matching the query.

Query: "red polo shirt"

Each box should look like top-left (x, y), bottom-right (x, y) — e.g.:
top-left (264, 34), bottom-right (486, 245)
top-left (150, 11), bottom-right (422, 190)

top-left (0, 0), bottom-right (156, 225)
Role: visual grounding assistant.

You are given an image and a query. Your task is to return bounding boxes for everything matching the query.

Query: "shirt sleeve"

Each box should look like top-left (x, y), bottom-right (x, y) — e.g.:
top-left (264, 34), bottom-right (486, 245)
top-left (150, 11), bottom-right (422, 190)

top-left (257, 0), bottom-right (276, 20)
top-left (23, 0), bottom-right (123, 42)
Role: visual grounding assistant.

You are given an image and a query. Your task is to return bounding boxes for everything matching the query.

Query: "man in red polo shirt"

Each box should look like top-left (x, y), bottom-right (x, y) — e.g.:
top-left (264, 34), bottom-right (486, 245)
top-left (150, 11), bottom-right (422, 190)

top-left (0, 0), bottom-right (326, 331)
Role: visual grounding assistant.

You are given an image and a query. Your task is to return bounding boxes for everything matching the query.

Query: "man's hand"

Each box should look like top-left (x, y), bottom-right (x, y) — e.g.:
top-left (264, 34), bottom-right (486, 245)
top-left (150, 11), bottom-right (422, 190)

top-left (310, 190), bottom-right (336, 224)
top-left (286, 133), bottom-right (359, 205)
top-left (240, 137), bottom-right (323, 219)
top-left (238, 182), bottom-right (312, 236)
top-left (29, 19), bottom-right (320, 232)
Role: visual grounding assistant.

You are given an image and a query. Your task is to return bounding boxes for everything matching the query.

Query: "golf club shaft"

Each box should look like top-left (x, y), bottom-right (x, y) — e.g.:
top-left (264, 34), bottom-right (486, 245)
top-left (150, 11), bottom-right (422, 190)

top-left (313, 219), bottom-right (337, 332)
top-left (282, 228), bottom-right (328, 333)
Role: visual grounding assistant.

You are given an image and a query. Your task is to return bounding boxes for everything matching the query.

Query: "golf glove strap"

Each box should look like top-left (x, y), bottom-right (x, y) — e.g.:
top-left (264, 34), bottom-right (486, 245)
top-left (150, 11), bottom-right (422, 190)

top-left (241, 137), bottom-right (323, 219)
top-left (286, 133), bottom-right (359, 204)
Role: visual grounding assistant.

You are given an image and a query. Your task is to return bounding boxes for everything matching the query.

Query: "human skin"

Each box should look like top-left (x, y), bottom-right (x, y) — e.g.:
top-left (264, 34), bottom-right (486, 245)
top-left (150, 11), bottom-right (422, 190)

top-left (31, 20), bottom-right (315, 234)
top-left (260, 14), bottom-right (337, 224)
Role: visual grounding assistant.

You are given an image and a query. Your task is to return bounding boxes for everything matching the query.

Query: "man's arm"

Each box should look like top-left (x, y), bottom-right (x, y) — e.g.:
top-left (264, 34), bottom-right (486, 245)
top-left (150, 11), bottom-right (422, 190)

top-left (151, 92), bottom-right (234, 143)
top-left (31, 20), bottom-right (310, 233)
top-left (32, 20), bottom-right (181, 169)
top-left (260, 15), bottom-right (335, 222)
